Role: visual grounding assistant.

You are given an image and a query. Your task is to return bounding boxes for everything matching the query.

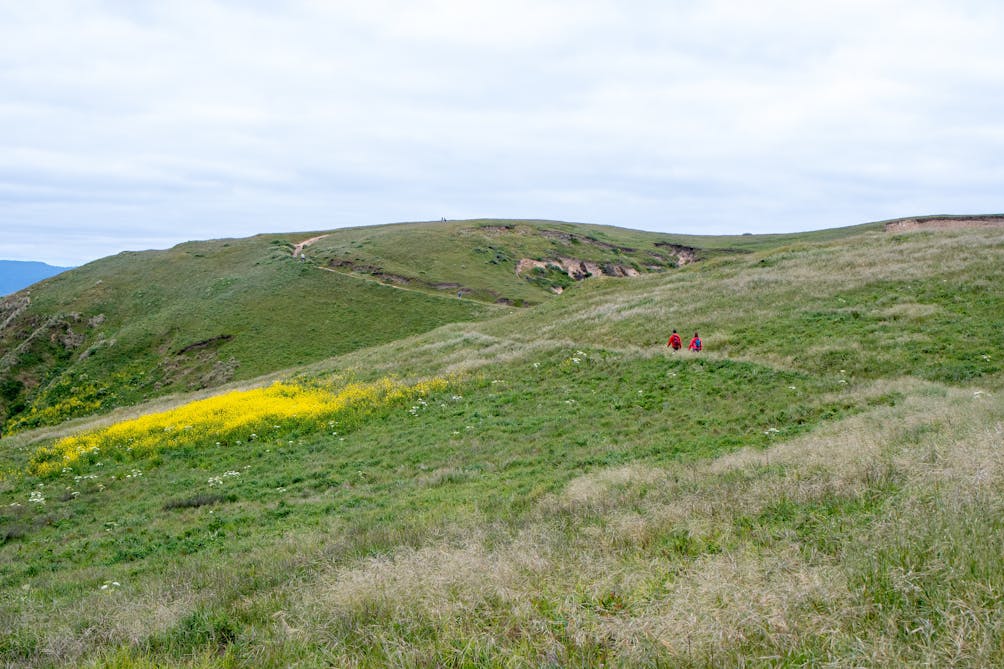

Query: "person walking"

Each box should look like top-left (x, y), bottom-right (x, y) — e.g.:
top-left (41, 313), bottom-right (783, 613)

top-left (688, 332), bottom-right (702, 352)
top-left (667, 329), bottom-right (682, 351)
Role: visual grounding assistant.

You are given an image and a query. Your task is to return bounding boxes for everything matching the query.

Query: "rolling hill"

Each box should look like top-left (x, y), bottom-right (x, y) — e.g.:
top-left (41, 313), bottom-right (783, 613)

top-left (1, 218), bottom-right (1003, 667)
top-left (0, 219), bottom-right (744, 436)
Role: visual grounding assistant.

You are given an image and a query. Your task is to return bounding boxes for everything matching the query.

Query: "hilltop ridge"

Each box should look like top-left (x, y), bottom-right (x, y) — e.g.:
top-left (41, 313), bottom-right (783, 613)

top-left (0, 219), bottom-right (758, 434)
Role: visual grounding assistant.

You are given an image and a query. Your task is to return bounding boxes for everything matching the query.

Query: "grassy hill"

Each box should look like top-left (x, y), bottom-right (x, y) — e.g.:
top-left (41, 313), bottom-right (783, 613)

top-left (1, 220), bottom-right (1003, 667)
top-left (0, 219), bottom-right (733, 436)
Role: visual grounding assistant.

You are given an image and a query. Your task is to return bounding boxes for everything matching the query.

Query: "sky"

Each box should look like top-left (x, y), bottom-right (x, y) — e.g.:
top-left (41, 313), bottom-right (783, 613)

top-left (2, 0), bottom-right (1004, 266)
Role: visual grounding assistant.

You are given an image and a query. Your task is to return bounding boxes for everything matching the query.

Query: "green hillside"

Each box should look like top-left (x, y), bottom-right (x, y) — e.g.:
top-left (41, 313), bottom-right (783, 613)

top-left (0, 219), bottom-right (737, 435)
top-left (2, 221), bottom-right (1003, 667)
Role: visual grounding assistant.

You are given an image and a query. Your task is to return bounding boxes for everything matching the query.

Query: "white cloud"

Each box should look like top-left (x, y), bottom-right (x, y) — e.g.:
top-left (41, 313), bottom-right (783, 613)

top-left (1, 0), bottom-right (1003, 263)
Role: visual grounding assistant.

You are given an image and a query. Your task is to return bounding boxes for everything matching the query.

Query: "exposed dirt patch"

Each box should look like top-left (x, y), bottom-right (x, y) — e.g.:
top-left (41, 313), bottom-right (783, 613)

top-left (883, 215), bottom-right (1004, 232)
top-left (653, 243), bottom-right (699, 265)
top-left (515, 257), bottom-right (640, 280)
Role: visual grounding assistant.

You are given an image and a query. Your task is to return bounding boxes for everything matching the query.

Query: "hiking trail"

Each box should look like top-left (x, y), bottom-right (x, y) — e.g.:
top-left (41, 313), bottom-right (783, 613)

top-left (291, 235), bottom-right (330, 258)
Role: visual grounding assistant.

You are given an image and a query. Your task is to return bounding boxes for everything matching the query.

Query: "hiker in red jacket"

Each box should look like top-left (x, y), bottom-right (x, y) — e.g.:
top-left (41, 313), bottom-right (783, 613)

top-left (667, 329), bottom-right (682, 351)
top-left (689, 332), bottom-right (702, 352)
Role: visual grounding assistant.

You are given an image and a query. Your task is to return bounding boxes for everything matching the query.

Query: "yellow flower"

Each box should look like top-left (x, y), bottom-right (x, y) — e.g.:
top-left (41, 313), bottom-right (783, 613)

top-left (29, 377), bottom-right (448, 477)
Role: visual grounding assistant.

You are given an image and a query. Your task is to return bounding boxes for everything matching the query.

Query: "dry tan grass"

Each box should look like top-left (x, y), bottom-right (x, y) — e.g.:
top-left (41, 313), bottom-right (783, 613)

top-left (302, 527), bottom-right (555, 639)
top-left (547, 464), bottom-right (669, 514)
top-left (879, 302), bottom-right (942, 321)
top-left (272, 376), bottom-right (1004, 665)
top-left (602, 544), bottom-right (850, 659)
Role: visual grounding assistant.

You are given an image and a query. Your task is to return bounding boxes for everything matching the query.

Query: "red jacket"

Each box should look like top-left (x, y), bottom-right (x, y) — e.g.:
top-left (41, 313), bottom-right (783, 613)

top-left (689, 336), bottom-right (702, 351)
top-left (667, 333), bottom-right (682, 349)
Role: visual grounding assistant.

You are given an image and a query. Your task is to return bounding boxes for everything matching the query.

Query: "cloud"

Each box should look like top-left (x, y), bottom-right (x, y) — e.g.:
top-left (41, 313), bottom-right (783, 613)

top-left (1, 0), bottom-right (1003, 264)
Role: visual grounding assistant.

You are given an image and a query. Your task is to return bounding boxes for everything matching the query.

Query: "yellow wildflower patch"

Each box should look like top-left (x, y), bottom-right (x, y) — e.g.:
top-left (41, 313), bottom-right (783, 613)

top-left (7, 396), bottom-right (103, 434)
top-left (29, 378), bottom-right (447, 477)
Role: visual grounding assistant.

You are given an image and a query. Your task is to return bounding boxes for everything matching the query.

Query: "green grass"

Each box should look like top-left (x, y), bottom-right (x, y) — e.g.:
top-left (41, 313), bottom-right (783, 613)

top-left (5, 219), bottom-right (783, 433)
top-left (1, 223), bottom-right (1003, 666)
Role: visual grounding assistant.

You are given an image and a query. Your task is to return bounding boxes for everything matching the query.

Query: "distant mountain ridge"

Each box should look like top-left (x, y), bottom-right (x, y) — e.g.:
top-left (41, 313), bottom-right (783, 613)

top-left (0, 260), bottom-right (73, 296)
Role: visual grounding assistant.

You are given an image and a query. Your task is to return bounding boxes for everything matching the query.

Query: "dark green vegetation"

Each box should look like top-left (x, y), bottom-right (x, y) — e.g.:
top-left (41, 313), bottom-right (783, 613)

top-left (2, 220), bottom-right (1003, 667)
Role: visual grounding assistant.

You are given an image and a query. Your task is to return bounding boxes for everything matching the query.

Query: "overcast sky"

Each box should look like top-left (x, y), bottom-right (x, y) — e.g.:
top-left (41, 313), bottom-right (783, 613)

top-left (3, 1), bottom-right (1003, 266)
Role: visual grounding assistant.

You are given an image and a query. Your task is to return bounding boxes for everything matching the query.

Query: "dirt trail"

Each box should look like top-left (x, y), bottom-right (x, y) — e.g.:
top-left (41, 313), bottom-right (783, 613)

top-left (292, 235), bottom-right (330, 257)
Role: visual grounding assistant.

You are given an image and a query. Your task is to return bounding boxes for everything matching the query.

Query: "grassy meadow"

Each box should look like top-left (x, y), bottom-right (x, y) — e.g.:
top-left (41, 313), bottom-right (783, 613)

top-left (1, 224), bottom-right (1003, 667)
top-left (1, 219), bottom-right (717, 435)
